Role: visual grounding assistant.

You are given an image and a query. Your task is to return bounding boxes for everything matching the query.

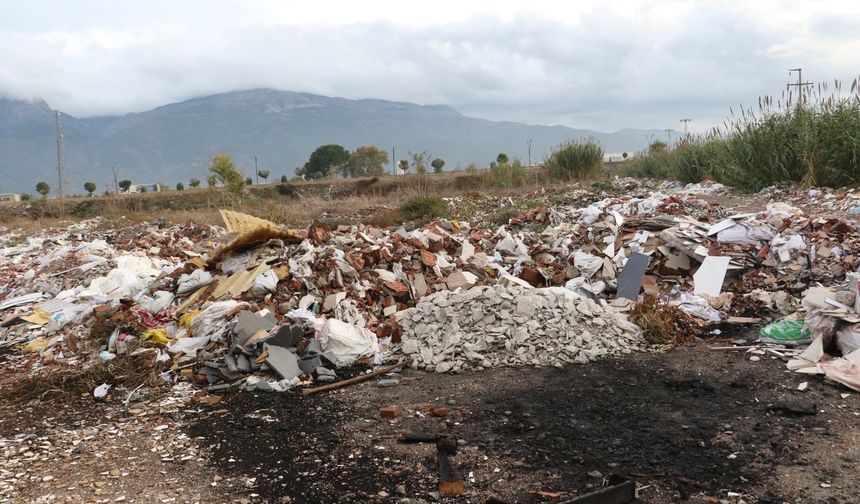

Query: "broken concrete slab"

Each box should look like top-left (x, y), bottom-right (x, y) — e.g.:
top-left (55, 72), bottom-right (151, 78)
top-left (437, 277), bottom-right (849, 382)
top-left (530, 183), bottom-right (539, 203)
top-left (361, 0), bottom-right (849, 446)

top-left (267, 325), bottom-right (304, 347)
top-left (265, 344), bottom-right (302, 380)
top-left (233, 310), bottom-right (277, 346)
top-left (299, 354), bottom-right (322, 374)
top-left (616, 252), bottom-right (651, 300)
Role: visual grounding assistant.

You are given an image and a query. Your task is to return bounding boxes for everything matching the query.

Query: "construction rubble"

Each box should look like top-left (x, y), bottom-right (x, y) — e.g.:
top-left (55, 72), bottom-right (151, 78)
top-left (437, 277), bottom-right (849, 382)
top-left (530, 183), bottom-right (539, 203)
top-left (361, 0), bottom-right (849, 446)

top-left (398, 285), bottom-right (643, 372)
top-left (1, 178), bottom-right (860, 405)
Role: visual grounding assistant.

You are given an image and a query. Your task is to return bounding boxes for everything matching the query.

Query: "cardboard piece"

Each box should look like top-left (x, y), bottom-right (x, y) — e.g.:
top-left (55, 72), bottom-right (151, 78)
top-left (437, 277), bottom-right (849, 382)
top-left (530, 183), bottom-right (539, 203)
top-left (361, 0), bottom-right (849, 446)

top-left (693, 256), bottom-right (731, 297)
top-left (616, 252), bottom-right (651, 300)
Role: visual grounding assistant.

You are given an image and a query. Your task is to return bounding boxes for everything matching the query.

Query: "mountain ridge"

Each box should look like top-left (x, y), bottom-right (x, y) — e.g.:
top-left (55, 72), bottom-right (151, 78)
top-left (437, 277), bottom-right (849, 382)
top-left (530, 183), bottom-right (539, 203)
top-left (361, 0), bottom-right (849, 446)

top-left (0, 89), bottom-right (659, 194)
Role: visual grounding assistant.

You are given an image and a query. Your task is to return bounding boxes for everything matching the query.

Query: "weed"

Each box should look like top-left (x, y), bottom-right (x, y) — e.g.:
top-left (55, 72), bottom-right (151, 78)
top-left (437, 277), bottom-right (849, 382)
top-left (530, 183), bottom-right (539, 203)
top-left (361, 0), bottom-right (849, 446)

top-left (544, 140), bottom-right (604, 181)
top-left (629, 298), bottom-right (700, 345)
top-left (399, 195), bottom-right (450, 222)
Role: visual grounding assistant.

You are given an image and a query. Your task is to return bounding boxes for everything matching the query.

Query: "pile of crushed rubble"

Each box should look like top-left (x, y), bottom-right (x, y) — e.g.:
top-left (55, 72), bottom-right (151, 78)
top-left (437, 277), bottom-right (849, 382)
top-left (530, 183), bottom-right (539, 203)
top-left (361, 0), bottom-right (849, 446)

top-left (398, 285), bottom-right (643, 372)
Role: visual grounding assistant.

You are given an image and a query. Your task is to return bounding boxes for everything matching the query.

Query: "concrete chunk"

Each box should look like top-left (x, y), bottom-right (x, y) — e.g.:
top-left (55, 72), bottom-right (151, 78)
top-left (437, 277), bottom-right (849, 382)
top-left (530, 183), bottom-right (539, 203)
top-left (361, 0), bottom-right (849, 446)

top-left (265, 344), bottom-right (301, 380)
top-left (233, 310), bottom-right (277, 346)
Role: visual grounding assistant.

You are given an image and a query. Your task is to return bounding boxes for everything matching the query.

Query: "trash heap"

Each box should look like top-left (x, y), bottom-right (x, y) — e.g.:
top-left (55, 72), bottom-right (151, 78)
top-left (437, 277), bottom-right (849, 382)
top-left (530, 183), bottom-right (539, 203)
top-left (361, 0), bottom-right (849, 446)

top-left (770, 280), bottom-right (860, 392)
top-left (398, 284), bottom-right (644, 373)
top-left (2, 178), bottom-right (860, 399)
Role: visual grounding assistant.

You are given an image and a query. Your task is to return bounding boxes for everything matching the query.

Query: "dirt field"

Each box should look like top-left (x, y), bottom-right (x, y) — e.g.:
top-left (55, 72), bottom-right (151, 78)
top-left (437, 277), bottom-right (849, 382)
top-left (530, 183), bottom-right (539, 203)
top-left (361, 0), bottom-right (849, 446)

top-left (3, 342), bottom-right (857, 504)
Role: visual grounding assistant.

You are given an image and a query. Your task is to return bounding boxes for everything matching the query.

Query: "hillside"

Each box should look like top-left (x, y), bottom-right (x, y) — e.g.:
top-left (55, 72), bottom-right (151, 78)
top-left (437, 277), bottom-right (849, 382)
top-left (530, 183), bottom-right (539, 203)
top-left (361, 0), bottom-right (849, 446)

top-left (0, 90), bottom-right (661, 194)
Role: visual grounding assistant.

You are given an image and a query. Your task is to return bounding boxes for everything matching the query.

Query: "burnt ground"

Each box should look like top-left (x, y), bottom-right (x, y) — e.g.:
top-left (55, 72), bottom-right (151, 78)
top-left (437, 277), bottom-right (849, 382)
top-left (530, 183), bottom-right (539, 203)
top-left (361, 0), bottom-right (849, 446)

top-left (187, 345), bottom-right (860, 504)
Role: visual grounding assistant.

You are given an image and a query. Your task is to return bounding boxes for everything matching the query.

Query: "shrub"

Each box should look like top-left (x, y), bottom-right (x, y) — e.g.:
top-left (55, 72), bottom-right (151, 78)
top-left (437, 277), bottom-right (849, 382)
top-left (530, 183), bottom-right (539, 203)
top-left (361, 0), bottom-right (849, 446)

top-left (544, 140), bottom-right (604, 180)
top-left (399, 196), bottom-right (450, 222)
top-left (176, 182), bottom-right (184, 191)
top-left (490, 158), bottom-right (527, 187)
top-left (277, 183), bottom-right (296, 196)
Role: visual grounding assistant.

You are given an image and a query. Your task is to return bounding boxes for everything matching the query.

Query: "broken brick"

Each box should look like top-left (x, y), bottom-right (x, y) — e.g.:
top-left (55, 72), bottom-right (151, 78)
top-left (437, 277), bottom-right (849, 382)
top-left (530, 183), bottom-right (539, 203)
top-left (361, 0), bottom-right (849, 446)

top-left (380, 406), bottom-right (401, 419)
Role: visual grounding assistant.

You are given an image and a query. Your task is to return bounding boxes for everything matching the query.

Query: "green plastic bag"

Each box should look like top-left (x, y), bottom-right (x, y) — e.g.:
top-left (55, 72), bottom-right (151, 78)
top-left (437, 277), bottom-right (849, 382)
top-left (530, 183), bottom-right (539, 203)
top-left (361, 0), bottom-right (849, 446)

top-left (759, 319), bottom-right (812, 346)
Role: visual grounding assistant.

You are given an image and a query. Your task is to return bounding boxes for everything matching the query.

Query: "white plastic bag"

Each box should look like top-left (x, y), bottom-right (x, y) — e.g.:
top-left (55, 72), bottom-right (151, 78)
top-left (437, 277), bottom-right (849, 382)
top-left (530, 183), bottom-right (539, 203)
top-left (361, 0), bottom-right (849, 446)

top-left (319, 319), bottom-right (380, 367)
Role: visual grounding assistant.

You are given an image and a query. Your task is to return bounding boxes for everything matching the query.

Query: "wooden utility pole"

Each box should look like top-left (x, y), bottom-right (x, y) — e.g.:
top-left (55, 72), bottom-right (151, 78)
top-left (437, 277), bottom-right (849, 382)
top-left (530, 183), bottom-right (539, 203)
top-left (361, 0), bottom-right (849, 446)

top-left (664, 128), bottom-right (674, 147)
top-left (54, 111), bottom-right (65, 199)
top-left (527, 139), bottom-right (533, 168)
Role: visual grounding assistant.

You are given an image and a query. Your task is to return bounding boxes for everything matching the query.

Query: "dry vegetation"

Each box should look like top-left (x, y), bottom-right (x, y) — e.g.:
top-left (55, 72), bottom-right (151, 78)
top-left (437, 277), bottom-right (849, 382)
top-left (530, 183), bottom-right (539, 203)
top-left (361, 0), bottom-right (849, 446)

top-left (0, 167), bottom-right (607, 231)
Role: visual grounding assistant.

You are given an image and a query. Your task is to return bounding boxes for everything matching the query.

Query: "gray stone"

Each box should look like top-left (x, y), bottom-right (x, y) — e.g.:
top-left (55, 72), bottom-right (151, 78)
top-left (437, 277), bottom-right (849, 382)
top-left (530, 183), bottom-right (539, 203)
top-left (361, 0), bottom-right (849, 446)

top-left (267, 325), bottom-right (304, 347)
top-left (372, 378), bottom-right (400, 387)
top-left (305, 338), bottom-right (323, 355)
top-left (265, 344), bottom-right (301, 379)
top-left (299, 354), bottom-right (322, 374)
top-left (224, 354), bottom-right (238, 373)
top-left (236, 354), bottom-right (251, 373)
top-left (233, 310), bottom-right (277, 346)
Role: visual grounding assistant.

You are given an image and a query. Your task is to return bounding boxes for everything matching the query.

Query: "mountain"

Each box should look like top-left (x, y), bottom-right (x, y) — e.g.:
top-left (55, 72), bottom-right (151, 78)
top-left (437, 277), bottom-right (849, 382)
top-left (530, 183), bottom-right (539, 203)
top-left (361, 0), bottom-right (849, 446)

top-left (0, 89), bottom-right (661, 194)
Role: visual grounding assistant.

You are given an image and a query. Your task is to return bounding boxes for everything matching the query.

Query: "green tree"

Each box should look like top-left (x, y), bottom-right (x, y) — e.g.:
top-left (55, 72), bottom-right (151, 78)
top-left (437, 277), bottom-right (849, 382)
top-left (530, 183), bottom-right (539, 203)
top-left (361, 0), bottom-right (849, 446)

top-left (347, 146), bottom-right (389, 177)
top-left (21, 193), bottom-right (31, 201)
top-left (189, 177), bottom-right (200, 188)
top-left (409, 151), bottom-right (428, 174)
top-left (496, 153), bottom-right (509, 165)
top-left (257, 169), bottom-right (270, 183)
top-left (622, 152), bottom-right (628, 159)
top-left (83, 182), bottom-right (97, 196)
top-left (118, 180), bottom-right (132, 193)
top-left (35, 181), bottom-right (50, 198)
top-left (300, 144), bottom-right (351, 179)
top-left (176, 182), bottom-right (185, 191)
top-left (431, 158), bottom-right (445, 173)
top-left (398, 160), bottom-right (409, 174)
top-left (280, 174), bottom-right (288, 183)
top-left (245, 176), bottom-right (253, 186)
top-left (209, 153), bottom-right (245, 194)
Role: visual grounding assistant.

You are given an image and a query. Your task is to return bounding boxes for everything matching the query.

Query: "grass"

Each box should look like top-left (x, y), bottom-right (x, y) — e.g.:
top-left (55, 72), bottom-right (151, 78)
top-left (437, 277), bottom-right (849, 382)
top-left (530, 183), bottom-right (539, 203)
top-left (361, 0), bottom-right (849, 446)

top-left (543, 140), bottom-right (604, 181)
top-left (399, 195), bottom-right (450, 222)
top-left (623, 77), bottom-right (860, 191)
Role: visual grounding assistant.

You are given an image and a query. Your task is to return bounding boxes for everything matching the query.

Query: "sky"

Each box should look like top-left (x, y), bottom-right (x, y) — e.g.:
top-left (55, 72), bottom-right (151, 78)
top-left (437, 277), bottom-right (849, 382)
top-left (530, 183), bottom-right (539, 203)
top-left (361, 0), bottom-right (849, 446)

top-left (0, 0), bottom-right (858, 132)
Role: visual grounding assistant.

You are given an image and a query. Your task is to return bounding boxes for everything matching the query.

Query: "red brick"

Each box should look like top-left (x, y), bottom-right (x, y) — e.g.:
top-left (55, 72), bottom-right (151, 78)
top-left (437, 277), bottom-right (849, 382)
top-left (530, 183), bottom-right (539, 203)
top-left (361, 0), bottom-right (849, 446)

top-left (380, 406), bottom-right (401, 419)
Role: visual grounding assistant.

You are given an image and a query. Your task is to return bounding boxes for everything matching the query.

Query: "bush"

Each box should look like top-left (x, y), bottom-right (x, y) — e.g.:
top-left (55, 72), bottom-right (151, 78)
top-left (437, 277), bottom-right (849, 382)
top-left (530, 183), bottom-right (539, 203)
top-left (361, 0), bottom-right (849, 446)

top-left (544, 140), bottom-right (604, 180)
top-left (73, 200), bottom-right (98, 217)
top-left (399, 196), bottom-right (450, 222)
top-left (277, 183), bottom-right (296, 197)
top-left (490, 158), bottom-right (527, 187)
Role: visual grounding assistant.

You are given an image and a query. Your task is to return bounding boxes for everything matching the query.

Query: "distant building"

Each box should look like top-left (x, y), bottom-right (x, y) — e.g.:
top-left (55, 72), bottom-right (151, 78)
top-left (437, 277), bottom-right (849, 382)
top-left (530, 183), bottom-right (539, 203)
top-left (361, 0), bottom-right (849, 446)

top-left (0, 193), bottom-right (21, 202)
top-left (125, 183), bottom-right (162, 194)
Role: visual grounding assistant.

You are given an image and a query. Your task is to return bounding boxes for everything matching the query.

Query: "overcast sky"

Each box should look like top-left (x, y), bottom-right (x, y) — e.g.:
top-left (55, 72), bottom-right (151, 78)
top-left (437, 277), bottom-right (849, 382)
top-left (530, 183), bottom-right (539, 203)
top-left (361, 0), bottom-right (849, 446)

top-left (1, 0), bottom-right (858, 132)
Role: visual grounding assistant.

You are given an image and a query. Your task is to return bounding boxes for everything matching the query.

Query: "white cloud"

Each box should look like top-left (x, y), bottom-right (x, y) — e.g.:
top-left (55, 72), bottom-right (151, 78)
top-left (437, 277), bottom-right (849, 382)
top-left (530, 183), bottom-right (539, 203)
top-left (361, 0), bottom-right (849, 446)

top-left (0, 0), bottom-right (857, 131)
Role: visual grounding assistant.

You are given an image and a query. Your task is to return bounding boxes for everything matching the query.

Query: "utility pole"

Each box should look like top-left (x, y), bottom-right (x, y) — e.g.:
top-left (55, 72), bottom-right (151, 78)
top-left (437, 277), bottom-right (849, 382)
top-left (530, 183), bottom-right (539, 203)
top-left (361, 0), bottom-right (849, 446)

top-left (679, 118), bottom-right (691, 138)
top-left (664, 128), bottom-right (674, 147)
top-left (392, 146), bottom-right (396, 175)
top-left (787, 68), bottom-right (812, 105)
top-left (54, 111), bottom-right (65, 199)
top-left (254, 155), bottom-right (258, 184)
top-left (527, 139), bottom-right (533, 168)
top-left (111, 166), bottom-right (119, 193)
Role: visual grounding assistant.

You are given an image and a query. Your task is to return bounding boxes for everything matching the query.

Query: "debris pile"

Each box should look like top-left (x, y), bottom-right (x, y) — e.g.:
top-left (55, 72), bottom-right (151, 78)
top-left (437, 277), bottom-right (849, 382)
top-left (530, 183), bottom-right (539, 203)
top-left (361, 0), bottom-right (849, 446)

top-left (2, 178), bottom-right (860, 400)
top-left (398, 285), bottom-right (643, 373)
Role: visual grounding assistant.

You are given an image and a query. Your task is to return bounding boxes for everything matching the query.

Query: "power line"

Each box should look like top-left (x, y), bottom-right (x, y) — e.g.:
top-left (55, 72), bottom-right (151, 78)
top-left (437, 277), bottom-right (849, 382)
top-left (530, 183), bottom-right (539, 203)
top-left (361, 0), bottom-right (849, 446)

top-left (664, 128), bottom-right (674, 146)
